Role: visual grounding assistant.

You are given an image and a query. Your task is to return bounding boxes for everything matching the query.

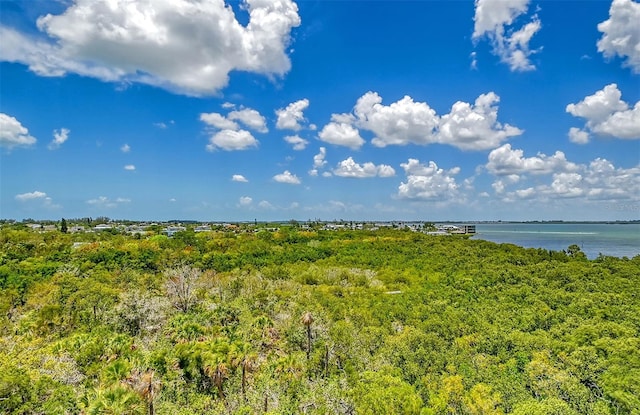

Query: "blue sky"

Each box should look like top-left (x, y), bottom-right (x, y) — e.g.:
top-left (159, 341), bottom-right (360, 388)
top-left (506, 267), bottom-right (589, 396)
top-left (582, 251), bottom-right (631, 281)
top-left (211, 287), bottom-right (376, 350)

top-left (1, 0), bottom-right (639, 222)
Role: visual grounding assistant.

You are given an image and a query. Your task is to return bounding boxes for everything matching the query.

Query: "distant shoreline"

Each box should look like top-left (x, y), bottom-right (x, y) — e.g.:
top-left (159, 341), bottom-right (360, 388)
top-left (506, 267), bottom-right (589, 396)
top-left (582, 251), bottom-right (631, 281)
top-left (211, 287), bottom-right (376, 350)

top-left (2, 218), bottom-right (639, 225)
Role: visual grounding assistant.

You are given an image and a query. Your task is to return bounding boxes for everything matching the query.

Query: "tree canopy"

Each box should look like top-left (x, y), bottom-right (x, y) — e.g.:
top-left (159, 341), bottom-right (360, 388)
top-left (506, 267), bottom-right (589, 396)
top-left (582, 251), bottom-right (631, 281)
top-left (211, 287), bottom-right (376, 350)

top-left (0, 223), bottom-right (638, 414)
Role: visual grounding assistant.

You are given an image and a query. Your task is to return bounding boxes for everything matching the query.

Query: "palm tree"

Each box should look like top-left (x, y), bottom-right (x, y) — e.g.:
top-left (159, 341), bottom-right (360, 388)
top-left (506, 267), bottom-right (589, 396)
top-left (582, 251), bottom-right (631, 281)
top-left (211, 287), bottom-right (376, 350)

top-left (204, 353), bottom-right (229, 401)
top-left (230, 342), bottom-right (258, 401)
top-left (88, 385), bottom-right (145, 414)
top-left (301, 311), bottom-right (314, 360)
top-left (127, 369), bottom-right (161, 415)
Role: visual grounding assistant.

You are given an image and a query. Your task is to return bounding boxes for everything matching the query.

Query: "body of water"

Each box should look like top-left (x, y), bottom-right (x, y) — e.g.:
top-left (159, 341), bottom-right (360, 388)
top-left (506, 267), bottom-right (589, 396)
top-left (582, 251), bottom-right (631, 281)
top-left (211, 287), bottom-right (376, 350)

top-left (471, 223), bottom-right (640, 259)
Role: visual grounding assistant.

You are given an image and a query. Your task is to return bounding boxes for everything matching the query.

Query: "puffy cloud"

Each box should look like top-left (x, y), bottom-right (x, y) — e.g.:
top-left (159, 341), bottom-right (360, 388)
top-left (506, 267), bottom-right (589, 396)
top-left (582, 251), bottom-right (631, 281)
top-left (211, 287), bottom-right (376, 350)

top-left (200, 113), bottom-right (239, 130)
top-left (473, 0), bottom-right (530, 36)
top-left (313, 147), bottom-right (327, 169)
top-left (332, 157), bottom-right (395, 178)
top-left (124, 164), bottom-right (136, 171)
top-left (273, 170), bottom-right (301, 184)
top-left (86, 196), bottom-right (131, 208)
top-left (48, 127), bottom-right (69, 150)
top-left (318, 91), bottom-right (521, 150)
top-left (492, 180), bottom-right (507, 194)
top-left (0, 113), bottom-right (37, 149)
top-left (581, 158), bottom-right (640, 199)
top-left (595, 102), bottom-right (640, 139)
top-left (232, 174), bottom-right (248, 182)
top-left (397, 159), bottom-right (461, 200)
top-left (0, 0), bottom-right (301, 96)
top-left (276, 99), bottom-right (309, 131)
top-left (121, 143), bottom-right (131, 153)
top-left (15, 191), bottom-right (47, 201)
top-left (200, 108), bottom-right (269, 133)
top-left (492, 155), bottom-right (640, 202)
top-left (566, 84), bottom-right (627, 123)
top-left (317, 114), bottom-right (365, 149)
top-left (284, 135), bottom-right (309, 150)
top-left (228, 108), bottom-right (268, 133)
top-left (472, 0), bottom-right (541, 71)
top-left (566, 84), bottom-right (640, 140)
top-left (201, 106), bottom-right (266, 151)
top-left (309, 147), bottom-right (327, 176)
top-left (438, 92), bottom-right (523, 150)
top-left (15, 191), bottom-right (60, 209)
top-left (258, 200), bottom-right (274, 209)
top-left (486, 144), bottom-right (578, 176)
top-left (239, 196), bottom-right (253, 206)
top-left (548, 173), bottom-right (585, 198)
top-left (568, 127), bottom-right (590, 144)
top-left (597, 0), bottom-right (640, 73)
top-left (206, 129), bottom-right (258, 151)
top-left (354, 92), bottom-right (439, 147)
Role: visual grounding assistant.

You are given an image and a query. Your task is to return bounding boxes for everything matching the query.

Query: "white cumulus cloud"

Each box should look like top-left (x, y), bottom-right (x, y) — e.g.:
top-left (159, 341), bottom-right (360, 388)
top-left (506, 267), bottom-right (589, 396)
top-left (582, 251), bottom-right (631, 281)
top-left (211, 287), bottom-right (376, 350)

top-left (397, 159), bottom-right (461, 200)
top-left (0, 113), bottom-right (37, 149)
top-left (228, 108), bottom-right (268, 133)
top-left (200, 106), bottom-right (267, 151)
top-left (333, 157), bottom-right (395, 178)
top-left (232, 174), bottom-right (248, 182)
top-left (309, 147), bottom-right (327, 176)
top-left (566, 84), bottom-right (640, 141)
top-left (317, 114), bottom-right (365, 149)
top-left (15, 191), bottom-right (47, 201)
top-left (273, 170), bottom-right (301, 184)
top-left (472, 0), bottom-right (541, 71)
top-left (200, 113), bottom-right (239, 131)
top-left (354, 92), bottom-right (439, 147)
top-left (438, 92), bottom-right (523, 150)
top-left (597, 0), bottom-right (640, 73)
top-left (491, 153), bottom-right (640, 203)
top-left (0, 0), bottom-right (301, 96)
top-left (284, 135), bottom-right (309, 150)
top-left (568, 127), bottom-right (590, 144)
top-left (206, 129), bottom-right (258, 151)
top-left (48, 127), bottom-right (69, 150)
top-left (124, 164), bottom-right (136, 171)
top-left (15, 190), bottom-right (60, 209)
top-left (276, 98), bottom-right (310, 131)
top-left (486, 144), bottom-right (579, 176)
top-left (239, 196), bottom-right (253, 206)
top-left (121, 143), bottom-right (131, 153)
top-left (318, 91), bottom-right (521, 150)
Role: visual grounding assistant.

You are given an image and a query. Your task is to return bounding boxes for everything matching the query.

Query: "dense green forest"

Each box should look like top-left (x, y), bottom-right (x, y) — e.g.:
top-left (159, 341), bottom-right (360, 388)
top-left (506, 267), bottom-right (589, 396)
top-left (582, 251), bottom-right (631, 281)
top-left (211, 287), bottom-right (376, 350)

top-left (1, 223), bottom-right (639, 414)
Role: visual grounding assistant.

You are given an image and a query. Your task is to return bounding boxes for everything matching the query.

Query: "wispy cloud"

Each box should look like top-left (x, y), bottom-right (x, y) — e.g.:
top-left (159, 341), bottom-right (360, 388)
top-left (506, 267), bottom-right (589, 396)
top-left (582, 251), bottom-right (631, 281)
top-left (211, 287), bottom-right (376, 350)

top-left (48, 128), bottom-right (69, 150)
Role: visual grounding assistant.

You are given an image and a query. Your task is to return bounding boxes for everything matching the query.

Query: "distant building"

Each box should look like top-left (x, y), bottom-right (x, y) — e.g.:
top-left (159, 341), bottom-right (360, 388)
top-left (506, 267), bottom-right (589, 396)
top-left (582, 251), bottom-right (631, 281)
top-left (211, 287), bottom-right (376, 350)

top-left (126, 225), bottom-right (147, 235)
top-left (164, 225), bottom-right (186, 236)
top-left (94, 224), bottom-right (113, 231)
top-left (435, 224), bottom-right (475, 234)
top-left (447, 225), bottom-right (476, 234)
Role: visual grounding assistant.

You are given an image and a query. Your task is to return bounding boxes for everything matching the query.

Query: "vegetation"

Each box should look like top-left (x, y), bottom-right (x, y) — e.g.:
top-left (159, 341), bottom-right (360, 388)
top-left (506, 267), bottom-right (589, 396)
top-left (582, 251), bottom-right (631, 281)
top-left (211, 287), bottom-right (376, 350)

top-left (0, 222), bottom-right (638, 414)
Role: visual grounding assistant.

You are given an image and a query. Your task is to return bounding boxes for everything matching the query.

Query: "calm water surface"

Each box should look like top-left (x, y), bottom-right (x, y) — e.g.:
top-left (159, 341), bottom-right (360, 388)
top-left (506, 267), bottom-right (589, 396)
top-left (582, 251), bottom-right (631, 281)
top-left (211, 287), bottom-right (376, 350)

top-left (471, 223), bottom-right (640, 259)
